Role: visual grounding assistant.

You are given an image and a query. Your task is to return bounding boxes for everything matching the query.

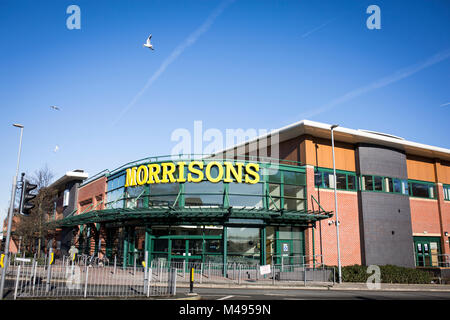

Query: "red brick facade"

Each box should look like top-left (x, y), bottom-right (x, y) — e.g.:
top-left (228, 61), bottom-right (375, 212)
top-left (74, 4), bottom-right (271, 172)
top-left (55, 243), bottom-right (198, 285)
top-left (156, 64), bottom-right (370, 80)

top-left (304, 166), bottom-right (362, 266)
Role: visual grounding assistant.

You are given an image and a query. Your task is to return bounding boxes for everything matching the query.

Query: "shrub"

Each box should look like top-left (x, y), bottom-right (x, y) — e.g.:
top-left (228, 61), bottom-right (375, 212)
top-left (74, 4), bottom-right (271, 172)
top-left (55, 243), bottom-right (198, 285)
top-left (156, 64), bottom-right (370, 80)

top-left (328, 264), bottom-right (433, 284)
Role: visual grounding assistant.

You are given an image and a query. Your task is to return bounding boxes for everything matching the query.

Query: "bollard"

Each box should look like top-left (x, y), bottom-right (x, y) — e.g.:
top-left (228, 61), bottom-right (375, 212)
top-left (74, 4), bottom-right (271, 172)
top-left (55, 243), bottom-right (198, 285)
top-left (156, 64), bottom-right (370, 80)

top-left (45, 249), bottom-right (53, 292)
top-left (113, 255), bottom-right (117, 274)
top-left (147, 266), bottom-right (153, 297)
top-left (256, 263), bottom-right (259, 281)
top-left (32, 260), bottom-right (37, 293)
top-left (304, 265), bottom-right (307, 287)
top-left (143, 251), bottom-right (148, 292)
top-left (172, 268), bottom-right (177, 296)
top-left (84, 265), bottom-right (89, 298)
top-left (13, 265), bottom-right (21, 300)
top-left (189, 267), bottom-right (194, 293)
top-left (272, 263), bottom-right (275, 285)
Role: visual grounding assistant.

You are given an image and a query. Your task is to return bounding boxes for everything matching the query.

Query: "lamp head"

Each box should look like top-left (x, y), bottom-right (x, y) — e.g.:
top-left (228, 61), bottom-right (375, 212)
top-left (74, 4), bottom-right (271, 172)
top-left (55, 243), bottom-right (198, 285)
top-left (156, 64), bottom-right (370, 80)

top-left (13, 123), bottom-right (24, 128)
top-left (330, 124), bottom-right (339, 130)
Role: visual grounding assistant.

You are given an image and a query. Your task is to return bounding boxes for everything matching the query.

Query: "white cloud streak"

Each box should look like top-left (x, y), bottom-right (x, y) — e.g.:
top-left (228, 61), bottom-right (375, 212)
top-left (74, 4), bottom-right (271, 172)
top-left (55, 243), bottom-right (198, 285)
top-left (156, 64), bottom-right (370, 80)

top-left (112, 0), bottom-right (236, 126)
top-left (299, 48), bottom-right (450, 119)
top-left (300, 19), bottom-right (335, 39)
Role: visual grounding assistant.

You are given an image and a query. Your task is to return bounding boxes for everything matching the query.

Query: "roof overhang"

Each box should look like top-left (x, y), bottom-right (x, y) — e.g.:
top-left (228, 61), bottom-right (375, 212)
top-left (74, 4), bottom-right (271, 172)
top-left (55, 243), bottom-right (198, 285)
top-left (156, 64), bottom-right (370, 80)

top-left (46, 207), bottom-right (333, 228)
top-left (49, 170), bottom-right (89, 190)
top-left (212, 120), bottom-right (450, 162)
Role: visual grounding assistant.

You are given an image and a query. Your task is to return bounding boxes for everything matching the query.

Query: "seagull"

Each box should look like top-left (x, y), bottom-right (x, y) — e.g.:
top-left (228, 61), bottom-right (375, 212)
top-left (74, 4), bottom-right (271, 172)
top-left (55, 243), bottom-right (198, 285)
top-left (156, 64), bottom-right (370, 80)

top-left (143, 34), bottom-right (154, 50)
top-left (50, 106), bottom-right (60, 111)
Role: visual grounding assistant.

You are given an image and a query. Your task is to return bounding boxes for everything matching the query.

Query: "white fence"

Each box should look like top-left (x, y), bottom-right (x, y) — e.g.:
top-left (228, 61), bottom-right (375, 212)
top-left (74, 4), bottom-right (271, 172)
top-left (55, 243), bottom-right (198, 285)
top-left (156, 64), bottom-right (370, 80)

top-left (1, 253), bottom-right (335, 299)
top-left (1, 256), bottom-right (176, 299)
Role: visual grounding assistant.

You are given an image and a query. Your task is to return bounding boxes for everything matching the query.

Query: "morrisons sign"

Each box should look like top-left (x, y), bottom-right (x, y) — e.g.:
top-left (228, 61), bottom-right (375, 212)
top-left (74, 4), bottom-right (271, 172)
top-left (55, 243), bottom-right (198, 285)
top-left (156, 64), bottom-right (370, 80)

top-left (124, 161), bottom-right (260, 187)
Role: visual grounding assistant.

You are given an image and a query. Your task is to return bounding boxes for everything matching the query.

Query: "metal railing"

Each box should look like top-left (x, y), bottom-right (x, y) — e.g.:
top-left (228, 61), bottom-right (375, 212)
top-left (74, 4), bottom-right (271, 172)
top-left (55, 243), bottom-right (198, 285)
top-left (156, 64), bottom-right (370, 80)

top-left (438, 254), bottom-right (450, 268)
top-left (1, 253), bottom-right (336, 299)
top-left (1, 254), bottom-right (176, 299)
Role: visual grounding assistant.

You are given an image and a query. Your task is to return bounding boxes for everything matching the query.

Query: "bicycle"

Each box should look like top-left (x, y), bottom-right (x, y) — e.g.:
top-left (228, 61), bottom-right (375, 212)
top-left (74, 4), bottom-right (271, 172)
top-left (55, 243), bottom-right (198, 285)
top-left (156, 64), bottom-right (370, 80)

top-left (95, 256), bottom-right (110, 267)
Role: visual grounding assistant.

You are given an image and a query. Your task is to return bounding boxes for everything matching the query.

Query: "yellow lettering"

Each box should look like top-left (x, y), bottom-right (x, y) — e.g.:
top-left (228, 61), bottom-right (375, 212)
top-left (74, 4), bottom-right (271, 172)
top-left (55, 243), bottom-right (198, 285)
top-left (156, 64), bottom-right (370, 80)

top-left (223, 162), bottom-right (243, 183)
top-left (147, 164), bottom-right (161, 184)
top-left (245, 163), bottom-right (260, 184)
top-left (125, 167), bottom-right (137, 187)
top-left (187, 161), bottom-right (204, 182)
top-left (205, 161), bottom-right (224, 183)
top-left (177, 162), bottom-right (187, 183)
top-left (136, 165), bottom-right (149, 185)
top-left (161, 162), bottom-right (177, 183)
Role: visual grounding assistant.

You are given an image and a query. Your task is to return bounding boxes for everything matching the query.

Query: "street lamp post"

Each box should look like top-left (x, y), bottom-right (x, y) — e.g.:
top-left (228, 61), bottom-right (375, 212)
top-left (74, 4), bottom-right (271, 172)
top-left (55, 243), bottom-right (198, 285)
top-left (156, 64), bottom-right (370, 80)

top-left (330, 124), bottom-right (342, 284)
top-left (0, 124), bottom-right (24, 299)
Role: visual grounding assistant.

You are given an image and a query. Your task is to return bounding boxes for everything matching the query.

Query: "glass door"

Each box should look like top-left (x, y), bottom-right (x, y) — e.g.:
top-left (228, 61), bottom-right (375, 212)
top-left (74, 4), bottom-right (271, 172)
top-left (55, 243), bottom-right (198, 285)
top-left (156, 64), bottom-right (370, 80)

top-left (414, 237), bottom-right (441, 267)
top-left (187, 239), bottom-right (203, 267)
top-left (170, 238), bottom-right (204, 265)
top-left (170, 239), bottom-right (187, 265)
top-left (277, 240), bottom-right (293, 265)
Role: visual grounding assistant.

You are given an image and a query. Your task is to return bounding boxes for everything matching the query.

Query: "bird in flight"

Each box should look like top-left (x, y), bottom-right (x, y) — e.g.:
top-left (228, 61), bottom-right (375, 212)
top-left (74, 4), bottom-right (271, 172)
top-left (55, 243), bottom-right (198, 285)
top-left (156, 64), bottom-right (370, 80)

top-left (50, 105), bottom-right (60, 111)
top-left (143, 34), bottom-right (154, 50)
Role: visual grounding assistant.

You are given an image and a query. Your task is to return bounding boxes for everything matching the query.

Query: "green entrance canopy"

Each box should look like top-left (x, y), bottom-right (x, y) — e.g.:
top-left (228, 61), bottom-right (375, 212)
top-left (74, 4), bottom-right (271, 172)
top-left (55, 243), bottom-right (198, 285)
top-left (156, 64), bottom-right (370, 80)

top-left (47, 206), bottom-right (333, 228)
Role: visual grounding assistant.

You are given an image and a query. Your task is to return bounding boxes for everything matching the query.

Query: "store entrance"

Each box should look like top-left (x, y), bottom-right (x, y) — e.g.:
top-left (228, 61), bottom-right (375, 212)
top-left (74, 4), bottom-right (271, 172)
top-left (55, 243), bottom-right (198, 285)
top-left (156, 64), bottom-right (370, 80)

top-left (170, 238), bottom-right (203, 265)
top-left (414, 236), bottom-right (441, 267)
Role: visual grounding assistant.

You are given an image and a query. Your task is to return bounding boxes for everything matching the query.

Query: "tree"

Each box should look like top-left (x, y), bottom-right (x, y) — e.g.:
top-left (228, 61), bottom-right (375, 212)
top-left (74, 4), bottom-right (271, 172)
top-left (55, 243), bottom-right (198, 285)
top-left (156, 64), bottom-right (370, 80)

top-left (13, 165), bottom-right (56, 257)
top-left (30, 164), bottom-right (54, 192)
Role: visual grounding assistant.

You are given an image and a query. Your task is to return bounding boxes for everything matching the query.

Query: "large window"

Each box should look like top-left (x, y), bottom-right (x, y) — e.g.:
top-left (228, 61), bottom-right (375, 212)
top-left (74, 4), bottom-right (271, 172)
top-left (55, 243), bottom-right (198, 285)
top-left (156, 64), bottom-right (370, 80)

top-left (106, 174), bottom-right (126, 209)
top-left (362, 175), bottom-right (374, 191)
top-left (126, 185), bottom-right (146, 208)
top-left (444, 185), bottom-right (450, 201)
top-left (409, 181), bottom-right (436, 199)
top-left (362, 174), bottom-right (409, 195)
top-left (150, 183), bottom-right (179, 206)
top-left (228, 182), bottom-right (264, 208)
top-left (105, 162), bottom-right (309, 212)
top-left (315, 169), bottom-right (357, 191)
top-left (184, 181), bottom-right (223, 206)
top-left (268, 183), bottom-right (281, 210)
top-left (265, 168), bottom-right (306, 211)
top-left (227, 227), bottom-right (260, 265)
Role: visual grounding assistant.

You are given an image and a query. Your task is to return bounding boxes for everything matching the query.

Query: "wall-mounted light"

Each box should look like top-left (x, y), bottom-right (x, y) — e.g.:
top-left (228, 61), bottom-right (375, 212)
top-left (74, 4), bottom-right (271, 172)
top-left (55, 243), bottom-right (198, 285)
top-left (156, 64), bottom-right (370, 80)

top-left (445, 232), bottom-right (448, 237)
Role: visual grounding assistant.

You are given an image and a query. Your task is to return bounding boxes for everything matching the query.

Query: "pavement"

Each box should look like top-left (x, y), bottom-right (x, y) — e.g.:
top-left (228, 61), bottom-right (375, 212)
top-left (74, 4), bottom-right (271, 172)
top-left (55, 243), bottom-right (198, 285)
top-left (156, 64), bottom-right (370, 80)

top-left (173, 281), bottom-right (450, 292)
top-left (149, 281), bottom-right (450, 300)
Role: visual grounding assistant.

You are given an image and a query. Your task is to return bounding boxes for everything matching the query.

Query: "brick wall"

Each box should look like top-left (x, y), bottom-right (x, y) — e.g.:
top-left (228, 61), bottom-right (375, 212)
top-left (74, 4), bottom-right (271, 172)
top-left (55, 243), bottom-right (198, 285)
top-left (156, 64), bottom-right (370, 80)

top-left (77, 177), bottom-right (107, 214)
top-left (305, 166), bottom-right (362, 266)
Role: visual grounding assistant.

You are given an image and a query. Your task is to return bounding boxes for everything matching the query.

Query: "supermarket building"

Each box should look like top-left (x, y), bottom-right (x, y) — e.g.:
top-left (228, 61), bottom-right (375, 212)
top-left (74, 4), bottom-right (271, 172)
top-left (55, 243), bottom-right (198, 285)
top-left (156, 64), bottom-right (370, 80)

top-left (46, 120), bottom-right (450, 269)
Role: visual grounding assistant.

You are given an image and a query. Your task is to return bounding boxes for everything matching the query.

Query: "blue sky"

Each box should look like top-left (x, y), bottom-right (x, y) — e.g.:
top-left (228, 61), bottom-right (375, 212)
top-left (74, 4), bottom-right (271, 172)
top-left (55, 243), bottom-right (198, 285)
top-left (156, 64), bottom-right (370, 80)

top-left (1, 0), bottom-right (449, 222)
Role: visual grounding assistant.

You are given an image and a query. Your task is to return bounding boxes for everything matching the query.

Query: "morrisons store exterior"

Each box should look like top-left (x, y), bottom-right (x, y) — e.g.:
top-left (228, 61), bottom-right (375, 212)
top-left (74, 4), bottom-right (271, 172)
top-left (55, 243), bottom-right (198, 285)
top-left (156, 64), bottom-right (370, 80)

top-left (48, 156), bottom-right (331, 268)
top-left (47, 120), bottom-right (450, 270)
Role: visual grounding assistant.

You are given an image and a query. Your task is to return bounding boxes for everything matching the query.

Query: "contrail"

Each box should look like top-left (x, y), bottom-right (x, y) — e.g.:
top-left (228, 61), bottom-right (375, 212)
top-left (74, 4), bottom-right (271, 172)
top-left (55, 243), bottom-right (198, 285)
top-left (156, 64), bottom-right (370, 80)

top-left (299, 48), bottom-right (450, 119)
top-left (440, 102), bottom-right (450, 107)
top-left (300, 19), bottom-right (335, 39)
top-left (112, 0), bottom-right (236, 126)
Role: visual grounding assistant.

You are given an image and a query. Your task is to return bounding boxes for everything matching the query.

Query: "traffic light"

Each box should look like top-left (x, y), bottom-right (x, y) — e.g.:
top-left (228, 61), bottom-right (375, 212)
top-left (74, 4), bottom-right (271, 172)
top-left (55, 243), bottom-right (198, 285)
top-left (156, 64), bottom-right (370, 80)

top-left (19, 180), bottom-right (37, 216)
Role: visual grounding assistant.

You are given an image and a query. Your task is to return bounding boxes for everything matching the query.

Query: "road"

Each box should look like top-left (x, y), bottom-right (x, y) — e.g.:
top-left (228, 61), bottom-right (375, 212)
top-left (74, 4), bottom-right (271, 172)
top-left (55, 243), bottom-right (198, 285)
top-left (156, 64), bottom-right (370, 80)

top-left (181, 287), bottom-right (450, 300)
